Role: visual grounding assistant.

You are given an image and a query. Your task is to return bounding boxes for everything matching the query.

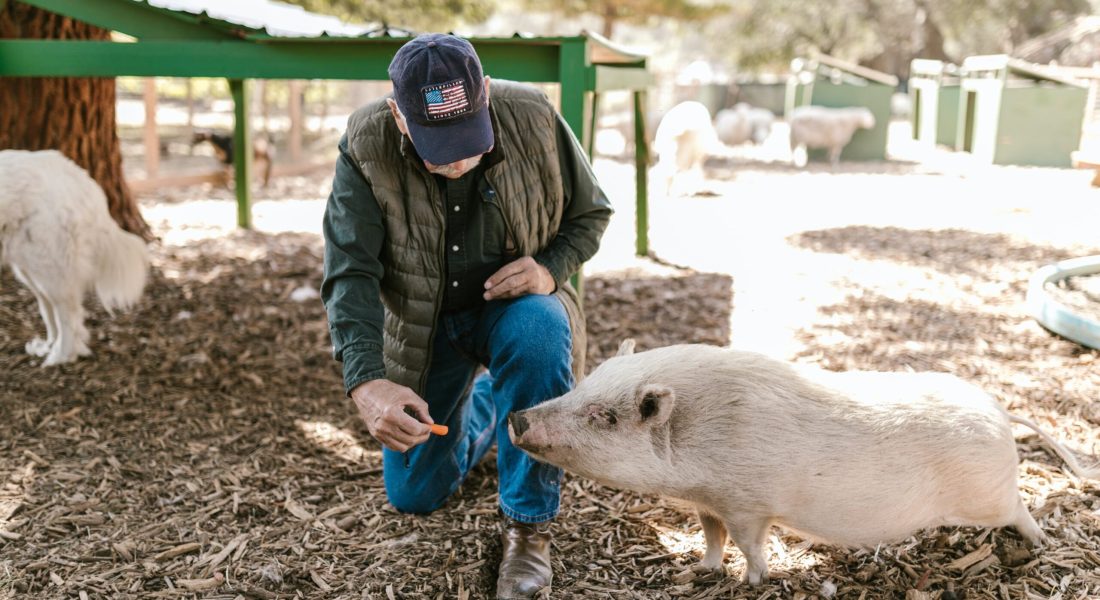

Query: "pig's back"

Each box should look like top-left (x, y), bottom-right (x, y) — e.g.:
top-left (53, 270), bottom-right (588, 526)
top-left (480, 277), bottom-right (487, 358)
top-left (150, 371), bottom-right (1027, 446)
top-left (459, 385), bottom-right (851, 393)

top-left (673, 352), bottom-right (1021, 546)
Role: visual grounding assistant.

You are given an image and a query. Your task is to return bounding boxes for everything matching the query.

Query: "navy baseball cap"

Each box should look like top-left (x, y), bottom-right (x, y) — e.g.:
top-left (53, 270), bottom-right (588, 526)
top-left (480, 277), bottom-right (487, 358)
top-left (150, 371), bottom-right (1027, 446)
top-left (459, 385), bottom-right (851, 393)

top-left (388, 34), bottom-right (493, 165)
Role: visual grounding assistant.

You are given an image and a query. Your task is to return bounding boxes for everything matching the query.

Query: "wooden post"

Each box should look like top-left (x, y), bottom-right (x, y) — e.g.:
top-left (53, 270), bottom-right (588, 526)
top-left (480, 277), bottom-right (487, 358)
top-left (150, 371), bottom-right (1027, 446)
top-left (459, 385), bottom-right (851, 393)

top-left (633, 89), bottom-right (649, 257)
top-left (185, 77), bottom-right (195, 154)
top-left (143, 77), bottom-right (159, 178)
top-left (259, 79), bottom-right (270, 134)
top-left (229, 78), bottom-right (252, 229)
top-left (318, 81), bottom-right (329, 132)
top-left (289, 79), bottom-right (303, 163)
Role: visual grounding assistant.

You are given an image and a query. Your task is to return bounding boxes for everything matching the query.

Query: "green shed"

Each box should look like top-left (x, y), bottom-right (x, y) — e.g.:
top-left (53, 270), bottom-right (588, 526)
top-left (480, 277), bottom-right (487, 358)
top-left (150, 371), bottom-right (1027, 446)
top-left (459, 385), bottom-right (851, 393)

top-left (909, 59), bottom-right (960, 147)
top-left (785, 53), bottom-right (898, 161)
top-left (956, 55), bottom-right (1087, 167)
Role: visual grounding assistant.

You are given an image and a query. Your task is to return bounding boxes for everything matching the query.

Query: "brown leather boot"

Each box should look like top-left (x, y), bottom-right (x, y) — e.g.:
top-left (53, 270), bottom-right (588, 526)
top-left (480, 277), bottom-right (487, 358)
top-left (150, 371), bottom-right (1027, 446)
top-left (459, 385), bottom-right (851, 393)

top-left (496, 518), bottom-right (553, 599)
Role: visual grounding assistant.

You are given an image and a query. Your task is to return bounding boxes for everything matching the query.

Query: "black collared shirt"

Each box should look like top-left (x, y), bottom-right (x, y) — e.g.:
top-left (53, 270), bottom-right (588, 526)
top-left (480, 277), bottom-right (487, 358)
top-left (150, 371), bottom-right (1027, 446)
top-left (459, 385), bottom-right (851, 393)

top-left (437, 159), bottom-right (508, 312)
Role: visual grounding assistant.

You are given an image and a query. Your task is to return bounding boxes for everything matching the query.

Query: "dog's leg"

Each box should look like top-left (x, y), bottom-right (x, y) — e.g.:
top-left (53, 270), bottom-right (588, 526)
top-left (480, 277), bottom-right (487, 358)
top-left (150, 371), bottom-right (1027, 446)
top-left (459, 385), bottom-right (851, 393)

top-left (42, 293), bottom-right (81, 367)
top-left (72, 303), bottom-right (91, 357)
top-left (12, 265), bottom-right (58, 357)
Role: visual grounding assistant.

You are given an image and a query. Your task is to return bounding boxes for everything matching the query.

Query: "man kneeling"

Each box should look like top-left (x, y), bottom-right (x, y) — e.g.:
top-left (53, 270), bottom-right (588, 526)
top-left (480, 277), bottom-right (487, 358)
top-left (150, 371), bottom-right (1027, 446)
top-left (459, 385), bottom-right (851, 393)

top-left (320, 33), bottom-right (612, 599)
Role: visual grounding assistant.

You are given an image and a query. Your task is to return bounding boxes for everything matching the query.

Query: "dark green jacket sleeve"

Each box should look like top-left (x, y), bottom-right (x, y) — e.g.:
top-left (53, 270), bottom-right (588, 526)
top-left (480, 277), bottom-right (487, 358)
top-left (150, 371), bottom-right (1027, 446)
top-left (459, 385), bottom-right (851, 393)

top-left (532, 113), bottom-right (614, 285)
top-left (321, 134), bottom-right (387, 396)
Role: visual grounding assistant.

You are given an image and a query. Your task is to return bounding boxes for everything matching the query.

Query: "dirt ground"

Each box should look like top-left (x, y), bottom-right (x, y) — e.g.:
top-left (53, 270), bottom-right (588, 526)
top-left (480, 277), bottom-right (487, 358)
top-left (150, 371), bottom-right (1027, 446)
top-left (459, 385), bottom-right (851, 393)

top-left (2, 129), bottom-right (1100, 599)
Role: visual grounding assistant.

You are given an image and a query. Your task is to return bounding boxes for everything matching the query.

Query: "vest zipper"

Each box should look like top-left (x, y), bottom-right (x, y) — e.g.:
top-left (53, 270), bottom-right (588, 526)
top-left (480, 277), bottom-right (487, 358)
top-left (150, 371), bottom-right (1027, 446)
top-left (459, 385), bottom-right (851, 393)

top-left (419, 172), bottom-right (447, 397)
top-left (483, 173), bottom-right (519, 255)
top-left (407, 172), bottom-right (446, 470)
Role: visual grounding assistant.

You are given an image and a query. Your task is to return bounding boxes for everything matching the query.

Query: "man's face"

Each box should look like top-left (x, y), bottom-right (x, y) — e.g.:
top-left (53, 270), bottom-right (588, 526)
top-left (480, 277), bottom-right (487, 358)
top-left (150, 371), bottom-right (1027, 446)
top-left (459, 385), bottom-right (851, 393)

top-left (387, 76), bottom-right (491, 180)
top-left (422, 153), bottom-right (485, 179)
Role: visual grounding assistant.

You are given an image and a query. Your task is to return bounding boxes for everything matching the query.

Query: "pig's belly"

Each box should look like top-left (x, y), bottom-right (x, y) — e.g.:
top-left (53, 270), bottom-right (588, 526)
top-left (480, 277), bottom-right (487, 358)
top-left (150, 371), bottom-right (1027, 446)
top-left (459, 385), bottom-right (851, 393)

top-left (770, 453), bottom-right (1023, 546)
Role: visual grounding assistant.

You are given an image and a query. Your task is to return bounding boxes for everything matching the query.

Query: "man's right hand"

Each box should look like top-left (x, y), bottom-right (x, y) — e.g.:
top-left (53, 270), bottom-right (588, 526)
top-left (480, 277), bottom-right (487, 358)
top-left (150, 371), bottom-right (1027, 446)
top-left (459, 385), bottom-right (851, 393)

top-left (350, 379), bottom-right (433, 452)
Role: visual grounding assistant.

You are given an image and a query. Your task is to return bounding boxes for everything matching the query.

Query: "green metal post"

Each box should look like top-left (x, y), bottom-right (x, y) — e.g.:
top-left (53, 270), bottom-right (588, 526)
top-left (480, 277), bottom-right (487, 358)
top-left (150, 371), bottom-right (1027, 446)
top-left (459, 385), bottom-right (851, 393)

top-left (585, 91), bottom-right (600, 160)
top-left (557, 38), bottom-right (588, 141)
top-left (229, 78), bottom-right (252, 229)
top-left (633, 90), bottom-right (649, 257)
top-left (559, 38), bottom-right (589, 297)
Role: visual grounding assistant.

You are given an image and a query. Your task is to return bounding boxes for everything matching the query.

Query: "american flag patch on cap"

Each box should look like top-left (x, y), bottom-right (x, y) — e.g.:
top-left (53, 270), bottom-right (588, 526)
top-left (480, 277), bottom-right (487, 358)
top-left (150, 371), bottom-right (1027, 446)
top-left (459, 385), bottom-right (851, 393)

top-left (422, 79), bottom-right (471, 120)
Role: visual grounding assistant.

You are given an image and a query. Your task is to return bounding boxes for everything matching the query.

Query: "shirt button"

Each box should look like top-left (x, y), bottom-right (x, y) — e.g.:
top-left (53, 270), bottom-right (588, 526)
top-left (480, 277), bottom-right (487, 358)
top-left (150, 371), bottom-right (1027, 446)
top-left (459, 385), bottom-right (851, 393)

top-left (452, 245), bottom-right (459, 252)
top-left (452, 281), bottom-right (459, 287)
top-left (454, 205), bottom-right (460, 212)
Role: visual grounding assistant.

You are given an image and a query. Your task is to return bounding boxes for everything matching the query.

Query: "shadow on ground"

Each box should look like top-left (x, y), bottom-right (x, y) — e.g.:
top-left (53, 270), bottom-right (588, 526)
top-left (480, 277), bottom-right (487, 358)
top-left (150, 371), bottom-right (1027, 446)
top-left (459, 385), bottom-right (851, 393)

top-left (0, 232), bottom-right (738, 599)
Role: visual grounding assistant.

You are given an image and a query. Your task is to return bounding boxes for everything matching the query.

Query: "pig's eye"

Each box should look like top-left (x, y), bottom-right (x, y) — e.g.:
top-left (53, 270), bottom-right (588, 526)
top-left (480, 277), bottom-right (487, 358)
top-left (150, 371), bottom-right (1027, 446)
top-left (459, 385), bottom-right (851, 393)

top-left (586, 408), bottom-right (617, 428)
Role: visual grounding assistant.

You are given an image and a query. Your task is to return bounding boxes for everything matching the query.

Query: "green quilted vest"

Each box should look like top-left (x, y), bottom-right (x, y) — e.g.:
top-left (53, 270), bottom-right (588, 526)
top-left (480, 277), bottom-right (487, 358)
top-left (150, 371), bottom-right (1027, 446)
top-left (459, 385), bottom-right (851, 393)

top-left (344, 80), bottom-right (586, 396)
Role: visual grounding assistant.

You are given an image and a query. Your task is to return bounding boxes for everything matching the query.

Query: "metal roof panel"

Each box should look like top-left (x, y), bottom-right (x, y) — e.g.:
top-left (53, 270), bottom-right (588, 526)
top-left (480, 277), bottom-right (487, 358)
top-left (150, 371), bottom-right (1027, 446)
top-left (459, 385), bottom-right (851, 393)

top-left (142, 0), bottom-right (371, 37)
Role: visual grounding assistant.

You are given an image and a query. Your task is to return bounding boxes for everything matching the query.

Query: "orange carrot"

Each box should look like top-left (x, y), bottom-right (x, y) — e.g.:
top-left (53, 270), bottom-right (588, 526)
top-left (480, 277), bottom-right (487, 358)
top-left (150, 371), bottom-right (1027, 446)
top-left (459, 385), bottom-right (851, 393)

top-left (430, 424), bottom-right (449, 436)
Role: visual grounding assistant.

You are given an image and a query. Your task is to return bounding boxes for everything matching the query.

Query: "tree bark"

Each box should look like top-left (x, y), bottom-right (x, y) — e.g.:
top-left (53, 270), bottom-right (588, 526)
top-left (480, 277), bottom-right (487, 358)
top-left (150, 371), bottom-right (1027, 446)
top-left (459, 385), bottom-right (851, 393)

top-left (916, 1), bottom-right (952, 63)
top-left (600, 2), bottom-right (617, 39)
top-left (0, 2), bottom-right (151, 239)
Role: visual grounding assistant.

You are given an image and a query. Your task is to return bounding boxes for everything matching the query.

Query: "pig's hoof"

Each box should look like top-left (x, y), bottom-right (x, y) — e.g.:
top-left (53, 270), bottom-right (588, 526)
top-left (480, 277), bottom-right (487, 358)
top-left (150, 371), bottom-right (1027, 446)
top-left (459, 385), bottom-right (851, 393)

top-left (694, 562), bottom-right (723, 573)
top-left (741, 570), bottom-right (769, 586)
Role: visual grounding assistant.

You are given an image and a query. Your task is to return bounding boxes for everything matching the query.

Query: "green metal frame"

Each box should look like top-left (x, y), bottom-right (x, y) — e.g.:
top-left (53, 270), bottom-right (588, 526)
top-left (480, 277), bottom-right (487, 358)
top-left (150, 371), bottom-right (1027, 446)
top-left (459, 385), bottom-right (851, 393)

top-left (229, 79), bottom-right (252, 229)
top-left (1, 0), bottom-right (654, 263)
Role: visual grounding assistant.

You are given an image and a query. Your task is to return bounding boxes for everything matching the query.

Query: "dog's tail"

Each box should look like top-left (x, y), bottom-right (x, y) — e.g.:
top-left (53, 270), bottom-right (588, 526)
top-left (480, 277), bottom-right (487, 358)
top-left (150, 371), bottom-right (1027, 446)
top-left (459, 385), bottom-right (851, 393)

top-left (93, 225), bottom-right (149, 314)
top-left (1009, 414), bottom-right (1100, 479)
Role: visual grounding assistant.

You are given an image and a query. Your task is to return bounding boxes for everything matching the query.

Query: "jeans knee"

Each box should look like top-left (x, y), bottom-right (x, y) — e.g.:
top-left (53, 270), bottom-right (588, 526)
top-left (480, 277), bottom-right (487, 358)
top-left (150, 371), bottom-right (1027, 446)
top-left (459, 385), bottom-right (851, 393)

top-left (385, 480), bottom-right (450, 515)
top-left (494, 296), bottom-right (571, 365)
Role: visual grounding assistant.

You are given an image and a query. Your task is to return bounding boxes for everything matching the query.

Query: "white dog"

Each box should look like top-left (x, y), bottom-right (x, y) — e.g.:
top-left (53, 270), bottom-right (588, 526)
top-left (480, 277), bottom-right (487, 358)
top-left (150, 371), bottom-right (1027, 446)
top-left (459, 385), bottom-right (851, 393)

top-left (0, 150), bottom-right (149, 366)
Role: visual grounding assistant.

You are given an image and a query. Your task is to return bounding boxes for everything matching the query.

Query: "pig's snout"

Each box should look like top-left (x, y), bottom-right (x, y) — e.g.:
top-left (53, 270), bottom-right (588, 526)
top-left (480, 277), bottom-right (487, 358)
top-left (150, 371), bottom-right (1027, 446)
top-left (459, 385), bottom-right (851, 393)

top-left (508, 411), bottom-right (549, 453)
top-left (508, 412), bottom-right (530, 438)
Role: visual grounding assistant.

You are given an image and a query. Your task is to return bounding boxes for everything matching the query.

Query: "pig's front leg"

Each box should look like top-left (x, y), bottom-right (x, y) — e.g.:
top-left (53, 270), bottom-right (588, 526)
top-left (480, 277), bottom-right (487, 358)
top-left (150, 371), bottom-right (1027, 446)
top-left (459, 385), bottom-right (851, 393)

top-left (723, 516), bottom-right (771, 585)
top-left (697, 510), bottom-right (728, 570)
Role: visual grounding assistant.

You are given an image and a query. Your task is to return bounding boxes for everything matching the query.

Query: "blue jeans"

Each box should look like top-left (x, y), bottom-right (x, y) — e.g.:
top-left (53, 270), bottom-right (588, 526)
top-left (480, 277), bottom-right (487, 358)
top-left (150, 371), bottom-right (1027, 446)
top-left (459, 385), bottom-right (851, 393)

top-left (382, 294), bottom-right (573, 523)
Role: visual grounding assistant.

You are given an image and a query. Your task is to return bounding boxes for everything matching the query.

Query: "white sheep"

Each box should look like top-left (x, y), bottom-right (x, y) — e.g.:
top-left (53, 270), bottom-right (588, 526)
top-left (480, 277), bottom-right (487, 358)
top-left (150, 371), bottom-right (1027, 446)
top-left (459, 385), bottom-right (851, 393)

top-left (788, 105), bottom-right (875, 167)
top-left (0, 150), bottom-right (148, 366)
top-left (652, 101), bottom-right (720, 196)
top-left (714, 103), bottom-right (775, 147)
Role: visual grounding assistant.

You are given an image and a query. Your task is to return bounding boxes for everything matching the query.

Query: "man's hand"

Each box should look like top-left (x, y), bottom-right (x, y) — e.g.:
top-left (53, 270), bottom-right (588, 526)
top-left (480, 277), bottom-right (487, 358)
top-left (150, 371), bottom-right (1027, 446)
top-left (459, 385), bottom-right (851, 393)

top-left (484, 256), bottom-right (555, 301)
top-left (350, 379), bottom-right (433, 452)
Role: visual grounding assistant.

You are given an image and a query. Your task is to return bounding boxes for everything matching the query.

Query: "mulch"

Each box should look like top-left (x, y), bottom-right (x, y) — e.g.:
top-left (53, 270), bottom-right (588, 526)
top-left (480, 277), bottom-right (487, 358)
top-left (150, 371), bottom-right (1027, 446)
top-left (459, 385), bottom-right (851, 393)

top-left (2, 215), bottom-right (1098, 599)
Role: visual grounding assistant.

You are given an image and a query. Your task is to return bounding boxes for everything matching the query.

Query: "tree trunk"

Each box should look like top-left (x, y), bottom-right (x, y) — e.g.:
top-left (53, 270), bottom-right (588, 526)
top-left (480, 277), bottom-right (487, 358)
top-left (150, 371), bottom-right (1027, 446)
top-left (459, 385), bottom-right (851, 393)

top-left (0, 2), bottom-right (151, 239)
top-left (916, 2), bottom-right (952, 63)
top-left (600, 3), bottom-right (616, 39)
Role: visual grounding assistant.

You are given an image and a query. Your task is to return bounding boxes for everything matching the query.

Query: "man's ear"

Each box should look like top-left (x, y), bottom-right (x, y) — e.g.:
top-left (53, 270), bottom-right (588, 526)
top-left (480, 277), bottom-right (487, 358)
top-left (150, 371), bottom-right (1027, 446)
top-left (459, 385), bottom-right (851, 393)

top-left (386, 98), bottom-right (409, 136)
top-left (637, 384), bottom-right (674, 426)
top-left (484, 75), bottom-right (491, 101)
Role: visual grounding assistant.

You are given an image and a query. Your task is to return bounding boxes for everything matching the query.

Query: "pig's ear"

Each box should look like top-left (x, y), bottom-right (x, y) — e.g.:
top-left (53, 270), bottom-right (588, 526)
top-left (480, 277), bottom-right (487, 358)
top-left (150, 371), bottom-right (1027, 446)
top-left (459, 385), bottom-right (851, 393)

top-left (637, 384), bottom-right (674, 426)
top-left (616, 339), bottom-right (636, 357)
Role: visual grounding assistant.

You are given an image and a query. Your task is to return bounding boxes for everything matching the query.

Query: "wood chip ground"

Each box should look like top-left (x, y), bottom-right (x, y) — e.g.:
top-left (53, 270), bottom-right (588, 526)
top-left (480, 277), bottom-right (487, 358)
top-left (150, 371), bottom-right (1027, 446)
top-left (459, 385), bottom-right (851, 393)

top-left (2, 160), bottom-right (1099, 599)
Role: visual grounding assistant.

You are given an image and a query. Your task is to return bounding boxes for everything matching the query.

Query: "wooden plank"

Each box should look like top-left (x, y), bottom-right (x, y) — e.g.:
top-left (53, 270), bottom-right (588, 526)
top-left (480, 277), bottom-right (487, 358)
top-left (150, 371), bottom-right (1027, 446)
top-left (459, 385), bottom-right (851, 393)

top-left (288, 80), bottom-right (303, 163)
top-left (143, 77), bottom-right (159, 178)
